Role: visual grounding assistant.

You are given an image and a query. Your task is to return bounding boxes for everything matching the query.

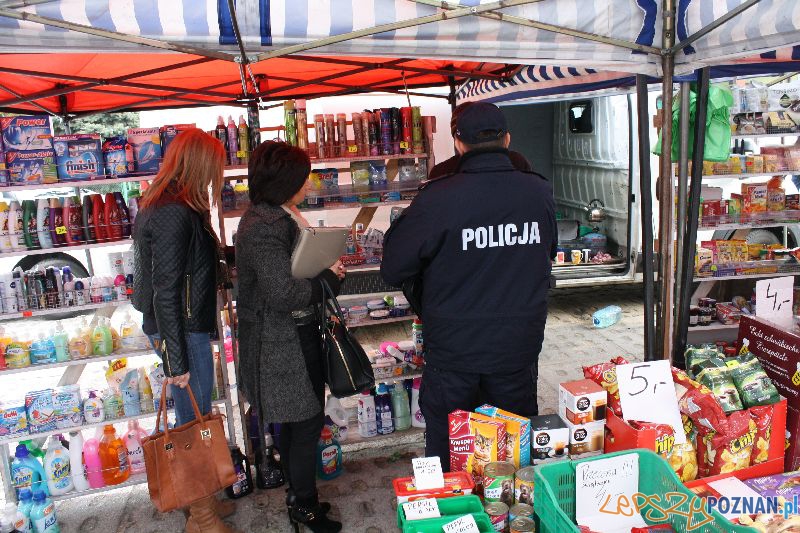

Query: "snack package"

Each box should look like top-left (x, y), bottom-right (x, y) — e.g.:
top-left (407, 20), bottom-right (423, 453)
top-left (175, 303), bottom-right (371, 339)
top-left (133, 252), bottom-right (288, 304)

top-left (448, 410), bottom-right (507, 486)
top-left (749, 405), bottom-right (774, 465)
top-left (744, 471), bottom-right (800, 500)
top-left (695, 360), bottom-right (744, 413)
top-left (368, 161), bottom-right (388, 189)
top-left (628, 421), bottom-right (675, 458)
top-left (350, 162), bottom-right (370, 189)
top-left (671, 437), bottom-right (699, 482)
top-left (582, 361), bottom-right (623, 417)
top-left (701, 411), bottom-right (756, 476)
top-left (672, 368), bottom-right (729, 435)
top-left (730, 353), bottom-right (780, 407)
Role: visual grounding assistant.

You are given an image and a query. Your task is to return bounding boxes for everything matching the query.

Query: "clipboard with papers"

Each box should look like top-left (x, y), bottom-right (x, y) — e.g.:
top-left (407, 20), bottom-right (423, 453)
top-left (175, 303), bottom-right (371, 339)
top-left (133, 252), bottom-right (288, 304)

top-left (290, 226), bottom-right (349, 279)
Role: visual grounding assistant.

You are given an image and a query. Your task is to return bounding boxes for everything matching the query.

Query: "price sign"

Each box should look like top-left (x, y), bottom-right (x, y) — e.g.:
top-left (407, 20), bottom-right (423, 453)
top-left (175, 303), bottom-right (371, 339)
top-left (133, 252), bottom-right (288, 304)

top-left (442, 514), bottom-right (480, 533)
top-left (400, 141), bottom-right (410, 150)
top-left (402, 498), bottom-right (440, 520)
top-left (575, 453), bottom-right (647, 533)
top-left (22, 311), bottom-right (32, 318)
top-left (348, 145), bottom-right (358, 153)
top-left (236, 150), bottom-right (247, 159)
top-left (55, 226), bottom-right (67, 235)
top-left (412, 456), bottom-right (445, 490)
top-left (617, 360), bottom-right (685, 444)
top-left (756, 276), bottom-right (794, 330)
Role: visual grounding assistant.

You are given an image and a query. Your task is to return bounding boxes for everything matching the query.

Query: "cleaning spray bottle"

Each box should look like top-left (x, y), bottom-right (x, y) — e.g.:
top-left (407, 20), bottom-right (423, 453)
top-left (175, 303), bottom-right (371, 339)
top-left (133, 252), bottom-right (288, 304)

top-left (227, 116), bottom-right (239, 166)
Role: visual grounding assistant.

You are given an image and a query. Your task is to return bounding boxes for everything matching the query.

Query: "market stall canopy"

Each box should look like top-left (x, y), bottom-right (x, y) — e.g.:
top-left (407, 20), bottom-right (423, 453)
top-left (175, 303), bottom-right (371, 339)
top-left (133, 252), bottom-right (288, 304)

top-left (0, 0), bottom-right (799, 115)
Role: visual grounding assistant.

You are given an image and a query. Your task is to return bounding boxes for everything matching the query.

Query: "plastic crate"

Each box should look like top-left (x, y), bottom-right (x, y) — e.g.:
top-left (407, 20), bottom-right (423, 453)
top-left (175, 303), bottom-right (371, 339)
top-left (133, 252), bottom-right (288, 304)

top-left (397, 495), bottom-right (484, 530)
top-left (401, 512), bottom-right (494, 533)
top-left (534, 449), bottom-right (752, 533)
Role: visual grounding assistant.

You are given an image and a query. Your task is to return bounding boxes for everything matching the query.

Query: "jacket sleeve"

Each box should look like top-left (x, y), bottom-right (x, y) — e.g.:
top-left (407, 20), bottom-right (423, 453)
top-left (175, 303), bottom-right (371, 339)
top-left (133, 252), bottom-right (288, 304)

top-left (149, 204), bottom-right (192, 377)
top-left (381, 193), bottom-right (441, 287)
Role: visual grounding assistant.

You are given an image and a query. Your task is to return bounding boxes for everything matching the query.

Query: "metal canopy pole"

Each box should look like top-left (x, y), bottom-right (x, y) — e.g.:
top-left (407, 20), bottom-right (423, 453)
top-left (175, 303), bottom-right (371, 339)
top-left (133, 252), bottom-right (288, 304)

top-left (673, 82), bottom-right (691, 352)
top-left (636, 75), bottom-right (657, 361)
top-left (0, 82), bottom-right (55, 115)
top-left (657, 0), bottom-right (676, 361)
top-left (674, 67), bottom-right (710, 366)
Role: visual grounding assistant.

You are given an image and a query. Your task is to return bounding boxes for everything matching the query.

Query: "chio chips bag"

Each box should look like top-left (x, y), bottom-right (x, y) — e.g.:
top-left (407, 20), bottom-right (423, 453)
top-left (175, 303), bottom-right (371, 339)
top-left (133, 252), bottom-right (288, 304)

top-left (701, 410), bottom-right (757, 476)
top-left (672, 368), bottom-right (729, 436)
top-left (749, 404), bottom-right (773, 465)
top-left (582, 356), bottom-right (629, 418)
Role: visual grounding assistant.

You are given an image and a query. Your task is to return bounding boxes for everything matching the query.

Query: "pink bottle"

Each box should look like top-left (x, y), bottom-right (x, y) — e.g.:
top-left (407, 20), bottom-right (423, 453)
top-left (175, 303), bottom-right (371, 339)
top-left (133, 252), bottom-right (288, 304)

top-left (83, 437), bottom-right (105, 489)
top-left (113, 274), bottom-right (127, 301)
top-left (125, 421), bottom-right (148, 475)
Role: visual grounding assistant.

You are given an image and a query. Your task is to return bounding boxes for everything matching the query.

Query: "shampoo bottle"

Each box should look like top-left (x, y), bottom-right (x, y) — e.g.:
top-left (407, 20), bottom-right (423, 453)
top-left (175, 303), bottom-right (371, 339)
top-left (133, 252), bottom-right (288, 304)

top-left (8, 201), bottom-right (25, 251)
top-left (82, 196), bottom-right (94, 243)
top-left (104, 193), bottom-right (122, 241)
top-left (227, 116), bottom-right (239, 166)
top-left (61, 197), bottom-right (74, 246)
top-left (91, 195), bottom-right (106, 242)
top-left (35, 199), bottom-right (52, 249)
top-left (48, 198), bottom-right (65, 247)
top-left (0, 202), bottom-right (12, 253)
top-left (67, 431), bottom-right (89, 493)
top-left (21, 200), bottom-right (39, 250)
top-left (66, 196), bottom-right (83, 245)
top-left (113, 192), bottom-right (131, 238)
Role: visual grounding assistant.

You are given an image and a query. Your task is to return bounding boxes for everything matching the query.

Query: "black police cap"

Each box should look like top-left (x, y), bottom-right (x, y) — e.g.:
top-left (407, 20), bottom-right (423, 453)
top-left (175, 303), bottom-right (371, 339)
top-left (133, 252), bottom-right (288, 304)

top-left (454, 102), bottom-right (508, 144)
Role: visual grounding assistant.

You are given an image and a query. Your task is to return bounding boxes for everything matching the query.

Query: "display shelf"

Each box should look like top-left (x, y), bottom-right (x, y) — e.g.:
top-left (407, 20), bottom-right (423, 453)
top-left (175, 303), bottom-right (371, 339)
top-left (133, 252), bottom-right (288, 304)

top-left (695, 270), bottom-right (800, 282)
top-left (2, 174), bottom-right (153, 193)
top-left (347, 264), bottom-right (381, 273)
top-left (348, 315), bottom-right (416, 328)
top-left (0, 238), bottom-right (132, 261)
top-left (731, 132), bottom-right (800, 140)
top-left (699, 211), bottom-right (800, 231)
top-left (0, 399), bottom-right (228, 447)
top-left (0, 298), bottom-right (130, 322)
top-left (341, 426), bottom-right (425, 453)
top-left (223, 154), bottom-right (427, 181)
top-left (688, 322), bottom-right (739, 333)
top-left (700, 171), bottom-right (797, 180)
top-left (222, 197), bottom-right (414, 218)
top-left (0, 348), bottom-right (156, 376)
top-left (374, 371), bottom-right (423, 385)
top-left (52, 474), bottom-right (148, 503)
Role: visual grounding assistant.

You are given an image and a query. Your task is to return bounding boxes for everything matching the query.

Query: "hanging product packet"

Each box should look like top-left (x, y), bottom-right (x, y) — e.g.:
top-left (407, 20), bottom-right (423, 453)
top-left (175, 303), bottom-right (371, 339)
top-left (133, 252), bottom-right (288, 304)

top-left (694, 357), bottom-right (744, 413)
top-left (671, 367), bottom-right (729, 436)
top-left (582, 356), bottom-right (629, 418)
top-left (749, 405), bottom-right (773, 466)
top-left (729, 352), bottom-right (780, 408)
top-left (105, 358), bottom-right (129, 392)
top-left (700, 410), bottom-right (757, 477)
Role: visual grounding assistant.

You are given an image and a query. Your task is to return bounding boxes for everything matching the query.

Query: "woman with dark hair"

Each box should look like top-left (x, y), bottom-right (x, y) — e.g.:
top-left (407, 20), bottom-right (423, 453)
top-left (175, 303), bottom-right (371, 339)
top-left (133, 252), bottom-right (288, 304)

top-left (236, 141), bottom-right (345, 533)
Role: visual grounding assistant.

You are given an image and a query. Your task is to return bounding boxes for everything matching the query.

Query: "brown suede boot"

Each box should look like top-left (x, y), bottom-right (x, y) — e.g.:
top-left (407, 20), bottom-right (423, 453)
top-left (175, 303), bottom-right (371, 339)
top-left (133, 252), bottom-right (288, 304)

top-left (185, 496), bottom-right (241, 533)
top-left (182, 495), bottom-right (236, 520)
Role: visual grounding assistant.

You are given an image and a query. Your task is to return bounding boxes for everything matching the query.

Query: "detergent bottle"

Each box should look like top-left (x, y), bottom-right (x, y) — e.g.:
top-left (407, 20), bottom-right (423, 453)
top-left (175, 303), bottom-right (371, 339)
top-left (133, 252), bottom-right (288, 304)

top-left (323, 395), bottom-right (349, 442)
top-left (92, 318), bottom-right (113, 356)
top-left (34, 199), bottom-right (52, 250)
top-left (17, 489), bottom-right (33, 520)
top-left (357, 390), bottom-right (377, 438)
top-left (410, 378), bottom-right (425, 428)
top-left (82, 437), bottom-right (104, 489)
top-left (43, 436), bottom-right (73, 497)
top-left (11, 444), bottom-right (47, 496)
top-left (51, 323), bottom-right (69, 363)
top-left (98, 425), bottom-right (130, 485)
top-left (124, 422), bottom-right (146, 475)
top-left (29, 491), bottom-right (59, 533)
top-left (67, 431), bottom-right (89, 493)
top-left (8, 201), bottom-right (24, 251)
top-left (389, 384), bottom-right (411, 431)
top-left (48, 198), bottom-right (65, 247)
top-left (13, 493), bottom-right (32, 533)
top-left (374, 384), bottom-right (394, 435)
top-left (316, 428), bottom-right (342, 480)
top-left (22, 200), bottom-right (39, 250)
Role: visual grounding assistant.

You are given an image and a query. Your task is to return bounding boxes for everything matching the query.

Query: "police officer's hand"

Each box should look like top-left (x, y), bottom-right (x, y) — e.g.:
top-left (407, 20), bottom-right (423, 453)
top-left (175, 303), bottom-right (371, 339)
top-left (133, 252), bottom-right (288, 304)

top-left (329, 260), bottom-right (346, 280)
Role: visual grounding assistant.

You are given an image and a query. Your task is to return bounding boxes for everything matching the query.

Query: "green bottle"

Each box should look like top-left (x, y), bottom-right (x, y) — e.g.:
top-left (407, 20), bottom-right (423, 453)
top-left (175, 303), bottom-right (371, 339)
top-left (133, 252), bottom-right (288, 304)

top-left (22, 200), bottom-right (40, 250)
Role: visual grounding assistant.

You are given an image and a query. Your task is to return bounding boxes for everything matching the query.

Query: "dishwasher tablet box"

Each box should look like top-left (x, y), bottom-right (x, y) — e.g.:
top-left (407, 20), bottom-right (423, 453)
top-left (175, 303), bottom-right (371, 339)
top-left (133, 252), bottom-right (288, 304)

top-left (127, 127), bottom-right (162, 173)
top-left (53, 385), bottom-right (82, 429)
top-left (102, 136), bottom-right (131, 177)
top-left (6, 150), bottom-right (58, 185)
top-left (0, 403), bottom-right (28, 438)
top-left (160, 124), bottom-right (195, 155)
top-left (53, 134), bottom-right (103, 181)
top-left (1, 115), bottom-right (53, 151)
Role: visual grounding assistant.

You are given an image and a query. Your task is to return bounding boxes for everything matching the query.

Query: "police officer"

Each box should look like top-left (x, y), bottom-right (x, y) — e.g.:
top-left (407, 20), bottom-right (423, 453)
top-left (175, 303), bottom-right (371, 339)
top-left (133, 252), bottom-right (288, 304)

top-left (381, 102), bottom-right (557, 468)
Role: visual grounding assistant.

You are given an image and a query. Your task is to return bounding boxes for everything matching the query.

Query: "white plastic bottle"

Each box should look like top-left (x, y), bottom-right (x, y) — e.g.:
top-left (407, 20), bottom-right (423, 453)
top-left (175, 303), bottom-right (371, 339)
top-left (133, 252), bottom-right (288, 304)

top-left (35, 199), bottom-right (52, 250)
top-left (357, 390), bottom-right (377, 438)
top-left (0, 202), bottom-right (12, 253)
top-left (44, 436), bottom-right (73, 496)
top-left (67, 432), bottom-right (89, 493)
top-left (410, 378), bottom-right (425, 428)
top-left (6, 501), bottom-right (30, 533)
top-left (324, 395), bottom-right (349, 442)
top-left (8, 202), bottom-right (25, 252)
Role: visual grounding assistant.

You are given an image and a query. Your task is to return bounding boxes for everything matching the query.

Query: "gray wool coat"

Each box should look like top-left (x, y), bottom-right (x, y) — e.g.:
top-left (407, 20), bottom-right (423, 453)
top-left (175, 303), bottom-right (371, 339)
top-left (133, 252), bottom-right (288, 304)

top-left (235, 203), bottom-right (321, 423)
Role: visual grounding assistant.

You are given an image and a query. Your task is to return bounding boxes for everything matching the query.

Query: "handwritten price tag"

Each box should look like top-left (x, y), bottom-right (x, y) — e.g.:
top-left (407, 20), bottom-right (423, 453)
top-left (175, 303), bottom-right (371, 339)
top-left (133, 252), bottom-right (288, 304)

top-left (400, 141), bottom-right (410, 149)
top-left (402, 498), bottom-right (440, 520)
top-left (348, 145), bottom-right (358, 153)
top-left (617, 360), bottom-right (685, 445)
top-left (756, 276), bottom-right (794, 330)
top-left (412, 456), bottom-right (445, 491)
top-left (442, 514), bottom-right (480, 533)
top-left (55, 226), bottom-right (67, 235)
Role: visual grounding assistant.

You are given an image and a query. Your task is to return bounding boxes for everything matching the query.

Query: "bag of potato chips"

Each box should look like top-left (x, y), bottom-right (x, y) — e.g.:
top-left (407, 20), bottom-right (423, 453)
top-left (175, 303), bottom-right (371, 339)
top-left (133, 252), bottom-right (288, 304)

top-left (583, 361), bottom-right (623, 417)
top-left (749, 405), bottom-right (773, 465)
top-left (672, 368), bottom-right (730, 436)
top-left (702, 410), bottom-right (757, 476)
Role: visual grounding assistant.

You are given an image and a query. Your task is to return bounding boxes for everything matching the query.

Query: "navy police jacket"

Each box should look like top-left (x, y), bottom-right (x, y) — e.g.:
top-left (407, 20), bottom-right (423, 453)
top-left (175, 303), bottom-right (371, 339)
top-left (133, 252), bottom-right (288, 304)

top-left (381, 148), bottom-right (557, 374)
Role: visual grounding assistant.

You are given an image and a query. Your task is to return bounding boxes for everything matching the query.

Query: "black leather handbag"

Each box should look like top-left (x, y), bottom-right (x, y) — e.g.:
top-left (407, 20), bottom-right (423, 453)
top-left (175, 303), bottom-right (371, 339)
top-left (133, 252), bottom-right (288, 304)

top-left (318, 279), bottom-right (375, 398)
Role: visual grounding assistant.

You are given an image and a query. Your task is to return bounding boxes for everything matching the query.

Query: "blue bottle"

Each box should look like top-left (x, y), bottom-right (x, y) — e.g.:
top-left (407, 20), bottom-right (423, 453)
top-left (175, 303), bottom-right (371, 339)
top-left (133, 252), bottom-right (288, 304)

top-left (316, 427), bottom-right (342, 480)
top-left (17, 488), bottom-right (33, 519)
top-left (592, 305), bottom-right (622, 328)
top-left (375, 384), bottom-right (394, 435)
top-left (29, 491), bottom-right (59, 533)
top-left (11, 444), bottom-right (48, 497)
top-left (222, 183), bottom-right (235, 212)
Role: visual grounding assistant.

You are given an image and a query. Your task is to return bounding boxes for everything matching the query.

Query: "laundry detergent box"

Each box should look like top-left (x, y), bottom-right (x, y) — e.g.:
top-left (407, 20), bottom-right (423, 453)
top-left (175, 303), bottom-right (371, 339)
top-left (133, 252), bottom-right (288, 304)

top-left (25, 389), bottom-right (56, 433)
top-left (53, 134), bottom-right (103, 181)
top-left (558, 378), bottom-right (607, 425)
top-left (102, 136), bottom-right (132, 177)
top-left (52, 384), bottom-right (82, 429)
top-left (160, 124), bottom-right (196, 156)
top-left (127, 127), bottom-right (162, 173)
top-left (475, 404), bottom-right (531, 468)
top-left (0, 402), bottom-right (28, 439)
top-left (6, 149), bottom-right (58, 185)
top-left (530, 414), bottom-right (570, 465)
top-left (1, 115), bottom-right (53, 151)
top-left (448, 409), bottom-right (507, 486)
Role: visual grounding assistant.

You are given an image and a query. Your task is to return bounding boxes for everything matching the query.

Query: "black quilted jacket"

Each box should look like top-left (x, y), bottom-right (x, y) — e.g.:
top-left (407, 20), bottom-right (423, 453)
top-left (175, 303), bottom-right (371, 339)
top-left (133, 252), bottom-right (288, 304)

top-left (132, 197), bottom-right (218, 377)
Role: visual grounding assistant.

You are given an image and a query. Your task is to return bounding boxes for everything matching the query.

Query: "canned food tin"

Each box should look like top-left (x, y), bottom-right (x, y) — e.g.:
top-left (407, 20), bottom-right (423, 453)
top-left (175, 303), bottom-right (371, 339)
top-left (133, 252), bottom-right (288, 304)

top-left (571, 250), bottom-right (582, 265)
top-left (483, 461), bottom-right (515, 505)
top-left (510, 516), bottom-right (536, 533)
top-left (509, 503), bottom-right (534, 522)
top-left (514, 466), bottom-right (535, 505)
top-left (484, 502), bottom-right (509, 532)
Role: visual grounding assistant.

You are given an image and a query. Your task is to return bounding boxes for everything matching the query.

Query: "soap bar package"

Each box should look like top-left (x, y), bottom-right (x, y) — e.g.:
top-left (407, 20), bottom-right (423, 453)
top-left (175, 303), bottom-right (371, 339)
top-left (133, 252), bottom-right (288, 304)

top-left (127, 127), bottom-right (162, 173)
top-left (53, 134), bottom-right (103, 181)
top-left (0, 403), bottom-right (28, 438)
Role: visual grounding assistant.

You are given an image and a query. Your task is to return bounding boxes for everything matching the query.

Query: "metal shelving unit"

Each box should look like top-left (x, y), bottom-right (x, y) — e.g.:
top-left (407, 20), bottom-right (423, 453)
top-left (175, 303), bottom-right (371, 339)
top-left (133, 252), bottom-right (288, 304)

top-left (730, 132), bottom-right (800, 140)
top-left (700, 171), bottom-right (799, 180)
top-left (0, 347), bottom-right (156, 376)
top-left (348, 315), bottom-right (416, 328)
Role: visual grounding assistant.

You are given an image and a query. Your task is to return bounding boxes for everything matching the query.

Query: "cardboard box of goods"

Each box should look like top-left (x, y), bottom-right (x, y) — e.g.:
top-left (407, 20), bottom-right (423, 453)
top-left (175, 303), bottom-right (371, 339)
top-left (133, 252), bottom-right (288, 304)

top-left (530, 414), bottom-right (569, 465)
top-left (566, 419), bottom-right (605, 458)
top-left (475, 404), bottom-right (531, 468)
top-left (742, 183), bottom-right (768, 213)
top-left (558, 379), bottom-right (607, 425)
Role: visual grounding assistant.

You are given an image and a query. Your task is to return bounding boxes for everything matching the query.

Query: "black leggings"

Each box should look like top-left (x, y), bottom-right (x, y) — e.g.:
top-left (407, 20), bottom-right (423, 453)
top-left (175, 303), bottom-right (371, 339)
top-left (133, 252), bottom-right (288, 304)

top-left (280, 322), bottom-right (326, 506)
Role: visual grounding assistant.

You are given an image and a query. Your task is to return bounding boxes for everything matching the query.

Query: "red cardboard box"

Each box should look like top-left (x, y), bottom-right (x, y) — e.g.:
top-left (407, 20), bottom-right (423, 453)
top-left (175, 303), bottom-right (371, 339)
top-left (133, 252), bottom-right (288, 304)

top-left (786, 405), bottom-right (800, 472)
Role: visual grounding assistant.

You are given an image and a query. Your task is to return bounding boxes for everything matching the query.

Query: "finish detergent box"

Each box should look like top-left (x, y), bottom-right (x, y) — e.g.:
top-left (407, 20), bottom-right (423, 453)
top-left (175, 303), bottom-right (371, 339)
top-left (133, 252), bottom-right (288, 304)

top-left (25, 389), bottom-right (56, 433)
top-left (127, 127), bottom-right (162, 173)
top-left (1, 115), bottom-right (53, 151)
top-left (475, 404), bottom-right (531, 468)
top-left (160, 124), bottom-right (195, 155)
top-left (6, 150), bottom-right (58, 185)
top-left (53, 134), bottom-right (103, 181)
top-left (0, 403), bottom-right (28, 438)
top-left (102, 136), bottom-right (131, 177)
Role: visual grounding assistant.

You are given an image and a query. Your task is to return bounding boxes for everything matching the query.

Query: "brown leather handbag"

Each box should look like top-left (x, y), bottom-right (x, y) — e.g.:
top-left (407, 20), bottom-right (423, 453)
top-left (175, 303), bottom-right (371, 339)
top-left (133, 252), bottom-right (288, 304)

top-left (142, 384), bottom-right (237, 512)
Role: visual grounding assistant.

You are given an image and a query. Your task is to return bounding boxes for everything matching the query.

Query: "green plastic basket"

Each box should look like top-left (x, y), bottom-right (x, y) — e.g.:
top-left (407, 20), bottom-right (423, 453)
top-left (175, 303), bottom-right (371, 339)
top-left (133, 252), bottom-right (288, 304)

top-left (397, 495), bottom-right (485, 530)
top-left (534, 449), bottom-right (753, 533)
top-left (401, 512), bottom-right (494, 533)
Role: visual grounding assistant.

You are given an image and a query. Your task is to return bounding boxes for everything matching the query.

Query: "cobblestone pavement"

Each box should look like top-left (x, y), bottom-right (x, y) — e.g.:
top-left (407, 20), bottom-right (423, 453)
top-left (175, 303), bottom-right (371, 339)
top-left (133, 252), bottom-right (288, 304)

top-left (50, 284), bottom-right (645, 532)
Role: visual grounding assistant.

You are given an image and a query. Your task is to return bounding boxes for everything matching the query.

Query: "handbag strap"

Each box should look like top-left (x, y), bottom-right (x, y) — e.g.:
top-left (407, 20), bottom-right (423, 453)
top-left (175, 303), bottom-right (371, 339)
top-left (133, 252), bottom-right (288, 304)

top-left (320, 278), bottom-right (347, 325)
top-left (159, 382), bottom-right (211, 447)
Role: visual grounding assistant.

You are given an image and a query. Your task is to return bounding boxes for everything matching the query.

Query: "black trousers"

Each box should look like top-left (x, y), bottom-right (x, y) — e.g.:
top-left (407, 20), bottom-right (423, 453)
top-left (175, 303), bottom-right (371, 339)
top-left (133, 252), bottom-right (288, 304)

top-left (280, 322), bottom-right (326, 505)
top-left (419, 363), bottom-right (539, 471)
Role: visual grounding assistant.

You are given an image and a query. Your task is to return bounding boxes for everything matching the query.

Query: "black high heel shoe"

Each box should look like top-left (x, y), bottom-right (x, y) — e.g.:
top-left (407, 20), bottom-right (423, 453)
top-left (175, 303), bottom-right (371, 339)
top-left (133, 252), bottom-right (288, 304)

top-left (288, 503), bottom-right (342, 533)
top-left (286, 488), bottom-right (331, 514)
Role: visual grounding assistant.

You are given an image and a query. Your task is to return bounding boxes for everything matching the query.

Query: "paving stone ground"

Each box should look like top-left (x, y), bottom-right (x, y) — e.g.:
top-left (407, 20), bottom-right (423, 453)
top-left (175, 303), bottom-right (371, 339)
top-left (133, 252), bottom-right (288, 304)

top-left (48, 284), bottom-right (646, 532)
